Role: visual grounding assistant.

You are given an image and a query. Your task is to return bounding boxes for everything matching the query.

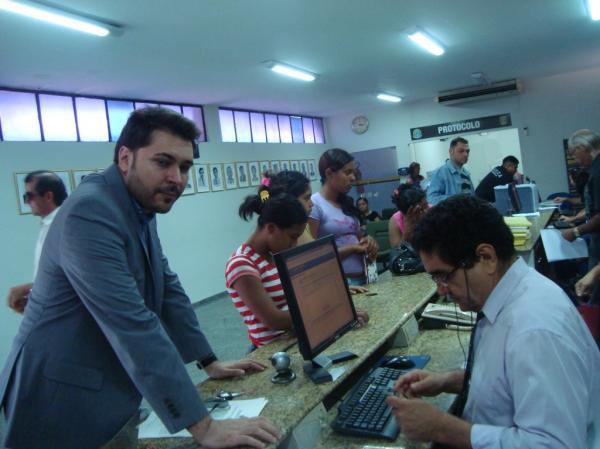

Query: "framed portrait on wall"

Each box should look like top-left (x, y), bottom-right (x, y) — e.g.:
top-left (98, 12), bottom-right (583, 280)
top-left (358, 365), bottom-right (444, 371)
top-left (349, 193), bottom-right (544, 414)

top-left (209, 164), bottom-right (224, 192)
top-left (248, 162), bottom-right (260, 186)
top-left (14, 172), bottom-right (32, 215)
top-left (182, 169), bottom-right (196, 196)
top-left (53, 170), bottom-right (73, 197)
top-left (194, 164), bottom-right (210, 193)
top-left (71, 169), bottom-right (97, 189)
top-left (270, 161), bottom-right (280, 174)
top-left (308, 159), bottom-right (318, 181)
top-left (223, 162), bottom-right (238, 189)
top-left (280, 160), bottom-right (291, 172)
top-left (259, 161), bottom-right (270, 176)
top-left (235, 162), bottom-right (250, 188)
top-left (300, 160), bottom-right (308, 178)
top-left (290, 160), bottom-right (299, 172)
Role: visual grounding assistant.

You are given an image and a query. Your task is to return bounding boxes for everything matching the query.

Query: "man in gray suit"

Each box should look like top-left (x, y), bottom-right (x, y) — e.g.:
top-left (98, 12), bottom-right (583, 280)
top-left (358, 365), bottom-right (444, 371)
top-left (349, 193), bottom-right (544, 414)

top-left (0, 108), bottom-right (280, 449)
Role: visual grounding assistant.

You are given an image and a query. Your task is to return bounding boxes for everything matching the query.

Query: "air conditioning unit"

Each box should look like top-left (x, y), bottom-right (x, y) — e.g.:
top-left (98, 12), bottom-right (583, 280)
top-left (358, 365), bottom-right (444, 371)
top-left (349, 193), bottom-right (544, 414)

top-left (436, 79), bottom-right (522, 105)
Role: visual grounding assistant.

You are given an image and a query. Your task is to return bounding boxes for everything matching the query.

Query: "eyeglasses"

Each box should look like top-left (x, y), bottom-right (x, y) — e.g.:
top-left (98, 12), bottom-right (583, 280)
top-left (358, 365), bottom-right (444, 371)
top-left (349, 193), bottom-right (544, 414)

top-left (22, 191), bottom-right (39, 203)
top-left (430, 265), bottom-right (461, 287)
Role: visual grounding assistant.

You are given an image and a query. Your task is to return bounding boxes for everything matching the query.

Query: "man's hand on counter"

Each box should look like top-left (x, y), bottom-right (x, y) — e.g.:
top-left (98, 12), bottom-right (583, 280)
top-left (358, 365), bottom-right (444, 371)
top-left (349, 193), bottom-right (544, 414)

top-left (386, 396), bottom-right (471, 447)
top-left (204, 359), bottom-right (267, 379)
top-left (189, 415), bottom-right (280, 449)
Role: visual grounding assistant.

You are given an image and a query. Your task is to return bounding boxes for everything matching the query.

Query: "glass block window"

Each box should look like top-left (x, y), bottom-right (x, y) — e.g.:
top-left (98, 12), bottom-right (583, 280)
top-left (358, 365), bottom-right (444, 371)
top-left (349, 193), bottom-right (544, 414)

top-left (250, 112), bottom-right (266, 143)
top-left (302, 117), bottom-right (315, 143)
top-left (278, 115), bottom-right (293, 143)
top-left (0, 90), bottom-right (41, 141)
top-left (107, 100), bottom-right (134, 142)
top-left (219, 109), bottom-right (236, 143)
top-left (39, 94), bottom-right (78, 141)
top-left (182, 106), bottom-right (206, 142)
top-left (265, 114), bottom-right (280, 143)
top-left (313, 118), bottom-right (325, 144)
top-left (290, 116), bottom-right (304, 143)
top-left (218, 108), bottom-right (325, 144)
top-left (0, 88), bottom-right (206, 143)
top-left (75, 97), bottom-right (109, 142)
top-left (234, 110), bottom-right (252, 143)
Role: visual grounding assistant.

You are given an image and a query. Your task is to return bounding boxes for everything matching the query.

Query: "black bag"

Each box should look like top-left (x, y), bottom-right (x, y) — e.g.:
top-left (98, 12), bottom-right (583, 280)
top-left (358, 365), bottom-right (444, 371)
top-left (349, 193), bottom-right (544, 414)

top-left (389, 243), bottom-right (424, 275)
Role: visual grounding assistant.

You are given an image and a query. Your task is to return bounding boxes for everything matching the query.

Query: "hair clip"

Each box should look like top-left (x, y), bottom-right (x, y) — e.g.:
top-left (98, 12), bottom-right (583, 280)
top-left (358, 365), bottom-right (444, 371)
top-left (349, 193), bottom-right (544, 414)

top-left (260, 178), bottom-right (270, 187)
top-left (260, 190), bottom-right (270, 202)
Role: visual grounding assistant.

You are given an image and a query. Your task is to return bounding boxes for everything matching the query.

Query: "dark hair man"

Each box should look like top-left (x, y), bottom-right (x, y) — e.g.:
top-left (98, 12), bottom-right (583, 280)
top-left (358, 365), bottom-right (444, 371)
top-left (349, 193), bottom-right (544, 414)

top-left (474, 155), bottom-right (519, 203)
top-left (0, 107), bottom-right (279, 449)
top-left (6, 171), bottom-right (67, 313)
top-left (387, 195), bottom-right (599, 449)
top-left (427, 137), bottom-right (474, 205)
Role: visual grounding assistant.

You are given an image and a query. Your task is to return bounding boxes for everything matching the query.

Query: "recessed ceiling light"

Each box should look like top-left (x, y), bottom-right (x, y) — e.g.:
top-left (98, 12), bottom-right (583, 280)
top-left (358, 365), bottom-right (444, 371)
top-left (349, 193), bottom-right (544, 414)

top-left (587, 0), bottom-right (600, 20)
top-left (377, 93), bottom-right (402, 103)
top-left (0, 0), bottom-right (118, 37)
top-left (407, 29), bottom-right (445, 56)
top-left (269, 62), bottom-right (316, 82)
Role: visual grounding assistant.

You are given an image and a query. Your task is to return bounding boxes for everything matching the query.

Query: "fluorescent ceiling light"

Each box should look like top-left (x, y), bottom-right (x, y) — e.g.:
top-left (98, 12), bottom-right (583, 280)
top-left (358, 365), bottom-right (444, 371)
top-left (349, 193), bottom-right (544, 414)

top-left (270, 63), bottom-right (316, 82)
top-left (587, 0), bottom-right (600, 20)
top-left (377, 93), bottom-right (402, 103)
top-left (0, 0), bottom-right (115, 36)
top-left (408, 29), bottom-right (445, 56)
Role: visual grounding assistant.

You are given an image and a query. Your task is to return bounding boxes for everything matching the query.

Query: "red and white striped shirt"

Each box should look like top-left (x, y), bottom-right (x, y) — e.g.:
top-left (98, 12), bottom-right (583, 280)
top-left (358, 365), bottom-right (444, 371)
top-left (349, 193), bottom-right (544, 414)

top-left (225, 244), bottom-right (288, 347)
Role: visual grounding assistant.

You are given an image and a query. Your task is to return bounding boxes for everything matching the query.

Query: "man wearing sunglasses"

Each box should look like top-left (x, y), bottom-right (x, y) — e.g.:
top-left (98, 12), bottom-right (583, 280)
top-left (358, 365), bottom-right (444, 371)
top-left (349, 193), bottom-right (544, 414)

top-left (388, 195), bottom-right (599, 449)
top-left (6, 171), bottom-right (67, 314)
top-left (427, 137), bottom-right (474, 205)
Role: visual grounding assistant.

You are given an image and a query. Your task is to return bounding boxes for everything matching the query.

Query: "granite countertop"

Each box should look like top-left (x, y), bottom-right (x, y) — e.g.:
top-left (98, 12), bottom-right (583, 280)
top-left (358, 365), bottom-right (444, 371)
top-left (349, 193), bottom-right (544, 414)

top-left (314, 328), bottom-right (471, 449)
top-left (138, 272), bottom-right (436, 449)
top-left (514, 210), bottom-right (554, 252)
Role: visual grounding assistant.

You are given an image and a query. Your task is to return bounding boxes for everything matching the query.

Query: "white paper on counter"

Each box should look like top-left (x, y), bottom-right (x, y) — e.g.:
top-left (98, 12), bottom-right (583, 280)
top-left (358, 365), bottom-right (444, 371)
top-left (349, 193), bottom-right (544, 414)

top-left (138, 398), bottom-right (268, 439)
top-left (540, 229), bottom-right (588, 262)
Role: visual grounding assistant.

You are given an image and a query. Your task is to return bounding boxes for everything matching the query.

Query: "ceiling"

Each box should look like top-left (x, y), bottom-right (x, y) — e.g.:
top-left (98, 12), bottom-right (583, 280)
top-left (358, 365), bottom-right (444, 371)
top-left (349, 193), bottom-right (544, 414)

top-left (1, 0), bottom-right (600, 117)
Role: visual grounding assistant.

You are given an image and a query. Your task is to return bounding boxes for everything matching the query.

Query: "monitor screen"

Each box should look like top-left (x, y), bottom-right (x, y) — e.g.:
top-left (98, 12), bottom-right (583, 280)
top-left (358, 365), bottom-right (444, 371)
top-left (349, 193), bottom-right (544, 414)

top-left (274, 236), bottom-right (358, 361)
top-left (508, 182), bottom-right (521, 213)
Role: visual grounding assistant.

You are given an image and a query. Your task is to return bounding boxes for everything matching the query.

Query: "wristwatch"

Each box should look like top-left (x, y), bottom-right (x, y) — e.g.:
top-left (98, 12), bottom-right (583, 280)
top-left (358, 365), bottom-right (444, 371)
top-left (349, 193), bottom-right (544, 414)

top-left (573, 227), bottom-right (581, 238)
top-left (196, 352), bottom-right (218, 371)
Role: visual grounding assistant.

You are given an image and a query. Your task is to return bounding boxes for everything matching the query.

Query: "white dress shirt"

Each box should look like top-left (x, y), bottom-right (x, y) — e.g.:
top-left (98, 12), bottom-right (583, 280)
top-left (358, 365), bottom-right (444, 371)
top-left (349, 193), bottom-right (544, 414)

top-left (464, 258), bottom-right (599, 449)
top-left (33, 207), bottom-right (59, 279)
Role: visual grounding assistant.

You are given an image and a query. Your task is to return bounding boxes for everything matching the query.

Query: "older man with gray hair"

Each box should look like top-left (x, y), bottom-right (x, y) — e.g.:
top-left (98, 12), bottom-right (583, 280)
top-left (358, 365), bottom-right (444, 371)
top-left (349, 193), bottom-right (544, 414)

top-left (562, 129), bottom-right (600, 267)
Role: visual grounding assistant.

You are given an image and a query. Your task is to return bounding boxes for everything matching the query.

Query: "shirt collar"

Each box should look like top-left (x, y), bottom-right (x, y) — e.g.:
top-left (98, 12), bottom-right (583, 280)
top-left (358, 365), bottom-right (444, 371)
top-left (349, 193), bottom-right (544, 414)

top-left (131, 197), bottom-right (155, 225)
top-left (446, 159), bottom-right (463, 174)
top-left (41, 206), bottom-right (60, 226)
top-left (481, 257), bottom-right (528, 324)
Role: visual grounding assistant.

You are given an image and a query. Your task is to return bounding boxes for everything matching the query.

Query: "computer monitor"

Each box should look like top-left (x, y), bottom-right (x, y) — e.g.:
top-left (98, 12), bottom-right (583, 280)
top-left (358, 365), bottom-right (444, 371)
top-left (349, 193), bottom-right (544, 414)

top-left (274, 235), bottom-right (358, 383)
top-left (507, 182), bottom-right (522, 213)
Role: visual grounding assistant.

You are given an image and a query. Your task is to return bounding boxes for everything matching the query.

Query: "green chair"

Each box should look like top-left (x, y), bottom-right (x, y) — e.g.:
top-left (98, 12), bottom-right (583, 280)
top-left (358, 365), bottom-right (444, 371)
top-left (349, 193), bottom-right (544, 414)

top-left (366, 220), bottom-right (391, 271)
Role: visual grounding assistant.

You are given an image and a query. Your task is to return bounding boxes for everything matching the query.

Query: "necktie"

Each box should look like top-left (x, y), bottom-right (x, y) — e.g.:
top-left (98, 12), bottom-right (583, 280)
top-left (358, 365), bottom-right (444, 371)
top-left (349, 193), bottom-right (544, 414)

top-left (452, 311), bottom-right (484, 418)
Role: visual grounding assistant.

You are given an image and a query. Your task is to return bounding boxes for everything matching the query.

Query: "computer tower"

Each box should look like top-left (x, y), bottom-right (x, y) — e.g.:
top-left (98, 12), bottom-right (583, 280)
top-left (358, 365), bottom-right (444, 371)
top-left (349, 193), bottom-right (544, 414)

top-left (494, 183), bottom-right (539, 215)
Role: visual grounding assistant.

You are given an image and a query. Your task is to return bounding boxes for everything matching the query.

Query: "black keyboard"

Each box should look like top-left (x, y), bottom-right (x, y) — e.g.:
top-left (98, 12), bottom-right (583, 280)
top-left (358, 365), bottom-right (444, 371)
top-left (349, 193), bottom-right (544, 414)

top-left (331, 366), bottom-right (402, 440)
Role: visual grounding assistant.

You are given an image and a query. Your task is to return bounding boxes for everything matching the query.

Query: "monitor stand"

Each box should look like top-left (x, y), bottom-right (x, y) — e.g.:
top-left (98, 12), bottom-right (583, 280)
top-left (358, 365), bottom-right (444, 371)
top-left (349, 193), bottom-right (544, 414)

top-left (303, 354), bottom-right (333, 384)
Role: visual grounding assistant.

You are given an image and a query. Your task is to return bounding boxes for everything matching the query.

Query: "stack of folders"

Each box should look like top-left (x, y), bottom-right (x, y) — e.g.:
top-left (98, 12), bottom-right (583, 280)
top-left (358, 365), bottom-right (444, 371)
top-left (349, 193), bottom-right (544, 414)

top-left (504, 216), bottom-right (532, 246)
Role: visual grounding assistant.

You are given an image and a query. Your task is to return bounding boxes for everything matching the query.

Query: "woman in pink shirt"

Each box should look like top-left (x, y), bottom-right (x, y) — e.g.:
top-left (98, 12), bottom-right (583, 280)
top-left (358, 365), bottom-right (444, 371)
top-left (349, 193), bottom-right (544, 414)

top-left (389, 184), bottom-right (429, 247)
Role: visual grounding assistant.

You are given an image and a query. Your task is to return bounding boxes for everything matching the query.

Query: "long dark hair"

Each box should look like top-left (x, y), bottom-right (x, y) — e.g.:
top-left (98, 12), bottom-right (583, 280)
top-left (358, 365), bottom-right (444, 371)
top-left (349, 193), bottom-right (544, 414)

top-left (239, 191), bottom-right (307, 228)
top-left (263, 170), bottom-right (310, 198)
top-left (318, 148), bottom-right (361, 220)
top-left (392, 184), bottom-right (426, 214)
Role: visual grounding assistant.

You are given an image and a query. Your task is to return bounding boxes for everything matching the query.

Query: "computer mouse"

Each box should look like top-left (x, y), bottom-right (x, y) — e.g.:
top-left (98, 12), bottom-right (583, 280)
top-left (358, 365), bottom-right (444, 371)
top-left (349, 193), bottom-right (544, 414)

top-left (384, 356), bottom-right (415, 369)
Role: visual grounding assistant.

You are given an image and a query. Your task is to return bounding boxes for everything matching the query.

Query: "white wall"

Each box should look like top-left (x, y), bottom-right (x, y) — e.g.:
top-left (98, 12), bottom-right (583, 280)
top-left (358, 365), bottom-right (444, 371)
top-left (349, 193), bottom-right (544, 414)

top-left (409, 128), bottom-right (522, 187)
top-left (0, 105), bottom-right (325, 363)
top-left (326, 65), bottom-right (600, 198)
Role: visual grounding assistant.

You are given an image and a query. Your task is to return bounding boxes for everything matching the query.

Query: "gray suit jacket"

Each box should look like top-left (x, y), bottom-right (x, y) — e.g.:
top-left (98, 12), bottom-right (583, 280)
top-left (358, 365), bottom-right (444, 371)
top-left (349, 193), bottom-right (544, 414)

top-left (1, 165), bottom-right (212, 449)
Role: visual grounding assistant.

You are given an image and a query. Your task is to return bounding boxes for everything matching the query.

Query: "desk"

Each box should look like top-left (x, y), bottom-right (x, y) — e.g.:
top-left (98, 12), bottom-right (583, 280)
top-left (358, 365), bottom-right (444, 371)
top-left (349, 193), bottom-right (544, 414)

top-left (514, 210), bottom-right (554, 268)
top-left (139, 272), bottom-right (437, 449)
top-left (315, 328), bottom-right (470, 449)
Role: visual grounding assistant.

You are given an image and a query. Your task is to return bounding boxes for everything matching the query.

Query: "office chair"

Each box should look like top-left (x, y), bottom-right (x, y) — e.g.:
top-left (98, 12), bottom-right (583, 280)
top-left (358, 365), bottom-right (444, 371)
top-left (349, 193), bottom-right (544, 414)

top-left (366, 220), bottom-right (391, 273)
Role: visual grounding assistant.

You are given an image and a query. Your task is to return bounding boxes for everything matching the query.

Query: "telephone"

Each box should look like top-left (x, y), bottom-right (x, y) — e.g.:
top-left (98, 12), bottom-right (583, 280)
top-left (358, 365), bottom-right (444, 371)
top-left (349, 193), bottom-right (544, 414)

top-left (421, 303), bottom-right (476, 326)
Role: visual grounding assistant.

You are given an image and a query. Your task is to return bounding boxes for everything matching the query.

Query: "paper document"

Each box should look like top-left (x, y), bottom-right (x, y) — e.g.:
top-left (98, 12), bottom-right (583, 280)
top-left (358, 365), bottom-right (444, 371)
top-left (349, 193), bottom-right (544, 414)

top-left (540, 229), bottom-right (588, 262)
top-left (138, 398), bottom-right (268, 439)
